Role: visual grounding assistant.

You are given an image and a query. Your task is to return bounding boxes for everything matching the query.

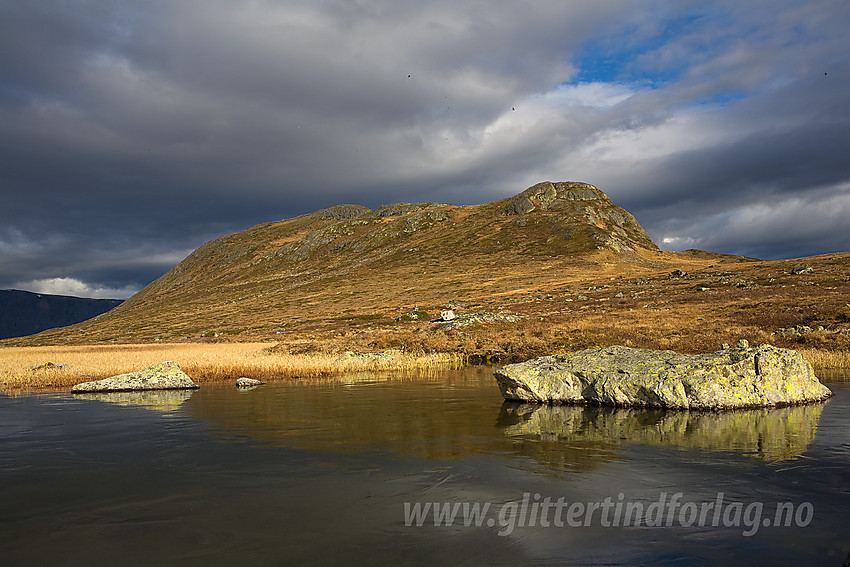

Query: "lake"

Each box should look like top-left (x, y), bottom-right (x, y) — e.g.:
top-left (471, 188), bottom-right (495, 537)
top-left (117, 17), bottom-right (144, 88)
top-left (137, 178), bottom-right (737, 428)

top-left (1, 366), bottom-right (849, 566)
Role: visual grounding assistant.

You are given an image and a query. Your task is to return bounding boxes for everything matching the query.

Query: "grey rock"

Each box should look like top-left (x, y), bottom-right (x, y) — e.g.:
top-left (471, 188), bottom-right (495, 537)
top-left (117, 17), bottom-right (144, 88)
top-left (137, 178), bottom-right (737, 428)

top-left (236, 377), bottom-right (264, 388)
top-left (504, 181), bottom-right (606, 215)
top-left (432, 312), bottom-right (525, 330)
top-left (319, 204), bottom-right (372, 220)
top-left (493, 344), bottom-right (832, 409)
top-left (29, 362), bottom-right (72, 371)
top-left (791, 264), bottom-right (813, 275)
top-left (71, 361), bottom-right (200, 393)
top-left (369, 202), bottom-right (449, 218)
top-left (395, 308), bottom-right (428, 322)
top-left (779, 325), bottom-right (826, 337)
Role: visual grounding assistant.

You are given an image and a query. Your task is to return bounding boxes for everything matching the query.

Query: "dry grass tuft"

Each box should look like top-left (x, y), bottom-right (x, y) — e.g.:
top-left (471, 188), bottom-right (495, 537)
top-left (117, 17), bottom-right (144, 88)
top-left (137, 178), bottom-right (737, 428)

top-left (798, 348), bottom-right (850, 377)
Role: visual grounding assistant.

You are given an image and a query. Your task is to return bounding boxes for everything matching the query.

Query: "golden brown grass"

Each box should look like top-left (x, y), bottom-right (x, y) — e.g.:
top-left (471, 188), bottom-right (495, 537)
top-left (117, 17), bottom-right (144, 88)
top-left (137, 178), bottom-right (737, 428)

top-left (798, 348), bottom-right (850, 376)
top-left (3, 249), bottom-right (848, 388)
top-left (0, 342), bottom-right (462, 392)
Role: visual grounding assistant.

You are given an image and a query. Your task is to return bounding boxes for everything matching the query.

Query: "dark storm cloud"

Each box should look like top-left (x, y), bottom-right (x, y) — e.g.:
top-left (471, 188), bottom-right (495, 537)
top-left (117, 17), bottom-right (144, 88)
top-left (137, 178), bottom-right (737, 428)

top-left (1, 0), bottom-right (848, 297)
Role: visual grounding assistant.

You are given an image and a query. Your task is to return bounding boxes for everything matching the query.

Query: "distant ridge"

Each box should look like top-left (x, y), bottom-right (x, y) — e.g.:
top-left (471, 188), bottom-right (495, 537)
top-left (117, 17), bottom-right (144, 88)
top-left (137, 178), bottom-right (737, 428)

top-left (0, 289), bottom-right (123, 340)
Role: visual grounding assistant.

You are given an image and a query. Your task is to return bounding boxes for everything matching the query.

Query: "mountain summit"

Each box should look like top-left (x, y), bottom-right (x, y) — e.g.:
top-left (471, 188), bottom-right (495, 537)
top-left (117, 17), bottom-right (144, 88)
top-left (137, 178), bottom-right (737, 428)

top-left (12, 182), bottom-right (664, 343)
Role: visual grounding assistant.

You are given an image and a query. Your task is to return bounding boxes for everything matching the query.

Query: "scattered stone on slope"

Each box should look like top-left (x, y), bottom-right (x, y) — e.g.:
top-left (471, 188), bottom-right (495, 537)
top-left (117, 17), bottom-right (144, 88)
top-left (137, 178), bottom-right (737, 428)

top-left (369, 202), bottom-right (449, 218)
top-left (493, 344), bottom-right (832, 409)
top-left (780, 325), bottom-right (825, 337)
top-left (791, 264), bottom-right (814, 275)
top-left (71, 361), bottom-right (200, 393)
top-left (395, 308), bottom-right (429, 322)
top-left (319, 204), bottom-right (372, 220)
top-left (431, 312), bottom-right (526, 330)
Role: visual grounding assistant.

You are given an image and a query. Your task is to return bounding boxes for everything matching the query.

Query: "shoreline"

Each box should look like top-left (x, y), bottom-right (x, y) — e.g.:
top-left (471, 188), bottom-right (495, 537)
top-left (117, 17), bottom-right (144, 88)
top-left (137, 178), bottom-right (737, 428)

top-left (1, 341), bottom-right (846, 393)
top-left (0, 342), bottom-right (463, 392)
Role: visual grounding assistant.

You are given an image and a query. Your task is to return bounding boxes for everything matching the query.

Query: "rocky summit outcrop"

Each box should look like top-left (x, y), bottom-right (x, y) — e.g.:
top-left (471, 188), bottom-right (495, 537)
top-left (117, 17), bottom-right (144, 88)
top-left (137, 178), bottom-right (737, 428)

top-left (494, 344), bottom-right (832, 409)
top-left (71, 361), bottom-right (200, 393)
top-left (502, 181), bottom-right (658, 253)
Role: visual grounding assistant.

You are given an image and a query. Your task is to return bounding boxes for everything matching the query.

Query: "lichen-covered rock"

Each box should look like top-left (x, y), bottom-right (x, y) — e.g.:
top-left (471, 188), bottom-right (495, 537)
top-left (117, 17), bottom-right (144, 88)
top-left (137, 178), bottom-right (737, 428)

top-left (791, 263), bottom-right (813, 275)
top-left (71, 361), bottom-right (199, 393)
top-left (431, 312), bottom-right (525, 330)
top-left (236, 377), bottom-right (263, 388)
top-left (493, 344), bottom-right (832, 409)
top-left (319, 204), bottom-right (372, 220)
top-left (504, 181), bottom-right (606, 215)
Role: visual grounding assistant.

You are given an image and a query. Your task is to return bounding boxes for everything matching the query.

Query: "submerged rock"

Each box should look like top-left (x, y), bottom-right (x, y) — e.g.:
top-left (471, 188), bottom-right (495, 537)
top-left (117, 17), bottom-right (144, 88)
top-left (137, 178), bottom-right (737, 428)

top-left (493, 344), bottom-right (832, 409)
top-left (71, 361), bottom-right (200, 393)
top-left (236, 377), bottom-right (263, 388)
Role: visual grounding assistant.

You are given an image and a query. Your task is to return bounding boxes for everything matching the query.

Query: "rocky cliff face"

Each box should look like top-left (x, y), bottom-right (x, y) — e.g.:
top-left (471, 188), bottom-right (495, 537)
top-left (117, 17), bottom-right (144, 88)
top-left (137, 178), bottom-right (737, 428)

top-left (502, 181), bottom-right (658, 253)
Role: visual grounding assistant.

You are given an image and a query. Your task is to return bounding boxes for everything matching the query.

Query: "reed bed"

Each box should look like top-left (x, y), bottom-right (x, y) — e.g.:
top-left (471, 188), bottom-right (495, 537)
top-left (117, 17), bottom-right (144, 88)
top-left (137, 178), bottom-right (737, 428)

top-left (0, 342), bottom-right (463, 391)
top-left (799, 348), bottom-right (850, 379)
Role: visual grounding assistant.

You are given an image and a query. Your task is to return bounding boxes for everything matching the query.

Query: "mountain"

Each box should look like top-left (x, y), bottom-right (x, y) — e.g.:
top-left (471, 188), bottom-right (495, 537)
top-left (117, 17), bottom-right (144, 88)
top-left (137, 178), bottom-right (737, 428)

top-left (17, 178), bottom-right (846, 355)
top-left (5, 180), bottom-right (848, 364)
top-left (7, 181), bottom-right (668, 344)
top-left (0, 289), bottom-right (123, 340)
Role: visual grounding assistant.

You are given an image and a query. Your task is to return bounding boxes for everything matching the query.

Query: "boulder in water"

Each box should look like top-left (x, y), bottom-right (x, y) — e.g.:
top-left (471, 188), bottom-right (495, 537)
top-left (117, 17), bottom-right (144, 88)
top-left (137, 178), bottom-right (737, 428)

top-left (493, 344), bottom-right (832, 409)
top-left (71, 361), bottom-right (199, 393)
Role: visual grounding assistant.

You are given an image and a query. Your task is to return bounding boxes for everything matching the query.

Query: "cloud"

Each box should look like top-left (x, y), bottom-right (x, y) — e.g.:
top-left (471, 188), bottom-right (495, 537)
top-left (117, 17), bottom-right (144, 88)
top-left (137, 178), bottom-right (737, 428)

top-left (1, 0), bottom-right (849, 297)
top-left (14, 277), bottom-right (139, 300)
top-left (652, 183), bottom-right (850, 259)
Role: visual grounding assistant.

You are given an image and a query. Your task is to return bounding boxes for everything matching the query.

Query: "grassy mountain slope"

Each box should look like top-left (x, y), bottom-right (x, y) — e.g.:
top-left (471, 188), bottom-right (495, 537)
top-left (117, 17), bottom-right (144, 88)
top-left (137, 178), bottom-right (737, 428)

top-left (6, 181), bottom-right (850, 361)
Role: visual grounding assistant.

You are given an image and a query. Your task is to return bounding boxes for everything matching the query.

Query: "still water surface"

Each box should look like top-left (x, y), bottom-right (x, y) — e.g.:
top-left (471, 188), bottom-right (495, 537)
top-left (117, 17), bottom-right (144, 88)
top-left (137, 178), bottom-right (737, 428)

top-left (1, 366), bottom-right (849, 566)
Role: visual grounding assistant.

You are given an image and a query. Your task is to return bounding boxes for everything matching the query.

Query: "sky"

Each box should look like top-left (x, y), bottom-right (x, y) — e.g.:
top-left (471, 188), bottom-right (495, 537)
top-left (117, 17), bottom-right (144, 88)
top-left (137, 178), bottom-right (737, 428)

top-left (1, 0), bottom-right (849, 299)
